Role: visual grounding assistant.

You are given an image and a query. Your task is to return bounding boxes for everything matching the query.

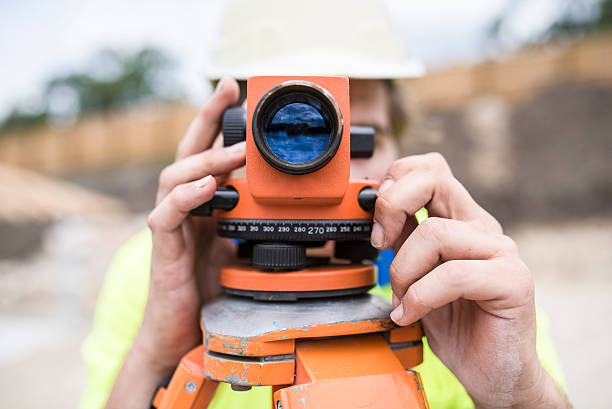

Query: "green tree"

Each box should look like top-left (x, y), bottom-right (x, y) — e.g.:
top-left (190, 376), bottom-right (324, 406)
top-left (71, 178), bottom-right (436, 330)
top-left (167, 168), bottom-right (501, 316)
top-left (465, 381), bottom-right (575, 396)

top-left (488, 0), bottom-right (612, 45)
top-left (0, 47), bottom-right (182, 135)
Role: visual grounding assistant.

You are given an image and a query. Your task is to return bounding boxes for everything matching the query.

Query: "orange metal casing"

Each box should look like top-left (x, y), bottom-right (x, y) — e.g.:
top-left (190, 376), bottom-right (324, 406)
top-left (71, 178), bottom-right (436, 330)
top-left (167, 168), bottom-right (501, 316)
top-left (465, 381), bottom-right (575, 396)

top-left (220, 264), bottom-right (375, 292)
top-left (275, 335), bottom-right (429, 409)
top-left (294, 335), bottom-right (404, 383)
top-left (388, 323), bottom-right (425, 368)
top-left (393, 344), bottom-right (424, 369)
top-left (274, 370), bottom-right (429, 409)
top-left (218, 178), bottom-right (376, 220)
top-left (153, 346), bottom-right (218, 409)
top-left (389, 323), bottom-right (423, 343)
top-left (203, 320), bottom-right (395, 357)
top-left (246, 76), bottom-right (350, 205)
top-left (203, 352), bottom-right (294, 386)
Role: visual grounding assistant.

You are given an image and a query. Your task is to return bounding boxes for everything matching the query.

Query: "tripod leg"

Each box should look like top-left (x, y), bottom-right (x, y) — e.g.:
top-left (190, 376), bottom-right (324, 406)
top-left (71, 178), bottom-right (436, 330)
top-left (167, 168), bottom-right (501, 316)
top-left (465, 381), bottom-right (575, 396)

top-left (274, 334), bottom-right (429, 409)
top-left (153, 345), bottom-right (219, 409)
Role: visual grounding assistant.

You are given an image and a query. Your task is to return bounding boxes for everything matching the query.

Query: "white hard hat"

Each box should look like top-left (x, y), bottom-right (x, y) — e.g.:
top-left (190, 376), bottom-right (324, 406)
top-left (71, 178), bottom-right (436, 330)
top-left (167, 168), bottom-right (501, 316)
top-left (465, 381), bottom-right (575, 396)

top-left (206, 0), bottom-right (425, 80)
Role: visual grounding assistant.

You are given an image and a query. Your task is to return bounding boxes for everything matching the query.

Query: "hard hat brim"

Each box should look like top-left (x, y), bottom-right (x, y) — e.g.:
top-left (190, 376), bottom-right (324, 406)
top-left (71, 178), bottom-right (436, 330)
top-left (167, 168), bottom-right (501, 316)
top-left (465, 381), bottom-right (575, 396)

top-left (204, 52), bottom-right (426, 80)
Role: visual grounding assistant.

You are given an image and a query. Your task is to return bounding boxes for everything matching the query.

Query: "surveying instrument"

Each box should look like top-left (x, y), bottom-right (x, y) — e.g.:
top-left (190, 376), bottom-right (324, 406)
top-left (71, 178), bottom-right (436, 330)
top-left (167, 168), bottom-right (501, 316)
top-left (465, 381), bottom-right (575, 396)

top-left (151, 76), bottom-right (430, 409)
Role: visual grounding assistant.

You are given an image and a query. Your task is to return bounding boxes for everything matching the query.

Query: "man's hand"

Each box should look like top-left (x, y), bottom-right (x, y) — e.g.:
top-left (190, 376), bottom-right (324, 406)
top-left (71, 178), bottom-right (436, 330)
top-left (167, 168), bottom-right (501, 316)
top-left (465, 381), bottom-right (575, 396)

top-left (372, 153), bottom-right (570, 409)
top-left (106, 78), bottom-right (244, 409)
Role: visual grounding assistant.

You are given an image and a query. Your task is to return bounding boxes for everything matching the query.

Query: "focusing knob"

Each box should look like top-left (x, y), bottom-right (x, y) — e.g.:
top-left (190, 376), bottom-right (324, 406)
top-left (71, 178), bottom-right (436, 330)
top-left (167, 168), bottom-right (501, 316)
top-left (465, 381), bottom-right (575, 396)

top-left (190, 187), bottom-right (239, 216)
top-left (253, 243), bottom-right (306, 270)
top-left (223, 107), bottom-right (247, 147)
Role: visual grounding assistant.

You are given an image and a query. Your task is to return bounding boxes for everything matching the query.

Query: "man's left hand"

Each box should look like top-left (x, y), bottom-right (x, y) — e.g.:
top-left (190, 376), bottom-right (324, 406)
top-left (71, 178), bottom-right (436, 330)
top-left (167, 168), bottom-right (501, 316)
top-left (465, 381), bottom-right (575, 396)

top-left (372, 152), bottom-right (570, 409)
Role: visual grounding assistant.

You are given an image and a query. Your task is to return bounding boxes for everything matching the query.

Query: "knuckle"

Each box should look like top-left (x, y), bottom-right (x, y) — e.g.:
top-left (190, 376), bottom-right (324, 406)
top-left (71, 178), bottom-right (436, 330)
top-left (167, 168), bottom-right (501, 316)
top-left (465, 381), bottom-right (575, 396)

top-left (147, 210), bottom-right (158, 231)
top-left (516, 260), bottom-right (534, 289)
top-left (170, 186), bottom-right (187, 211)
top-left (389, 157), bottom-right (412, 176)
top-left (418, 217), bottom-right (447, 239)
top-left (483, 216), bottom-right (504, 235)
top-left (158, 166), bottom-right (173, 191)
top-left (500, 257), bottom-right (533, 302)
top-left (388, 260), bottom-right (402, 282)
top-left (406, 286), bottom-right (427, 312)
top-left (515, 266), bottom-right (534, 300)
top-left (499, 234), bottom-right (519, 255)
top-left (424, 152), bottom-right (449, 171)
top-left (444, 261), bottom-right (466, 283)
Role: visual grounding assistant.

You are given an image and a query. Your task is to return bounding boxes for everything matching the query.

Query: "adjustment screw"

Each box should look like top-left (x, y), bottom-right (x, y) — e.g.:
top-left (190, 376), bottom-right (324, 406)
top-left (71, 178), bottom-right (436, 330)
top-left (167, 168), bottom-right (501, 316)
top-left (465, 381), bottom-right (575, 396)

top-left (185, 381), bottom-right (197, 393)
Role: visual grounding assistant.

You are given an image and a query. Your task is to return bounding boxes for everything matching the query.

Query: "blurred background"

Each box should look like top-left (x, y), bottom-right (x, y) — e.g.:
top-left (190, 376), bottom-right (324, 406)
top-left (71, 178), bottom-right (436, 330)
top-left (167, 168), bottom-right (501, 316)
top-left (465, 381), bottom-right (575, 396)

top-left (0, 0), bottom-right (610, 407)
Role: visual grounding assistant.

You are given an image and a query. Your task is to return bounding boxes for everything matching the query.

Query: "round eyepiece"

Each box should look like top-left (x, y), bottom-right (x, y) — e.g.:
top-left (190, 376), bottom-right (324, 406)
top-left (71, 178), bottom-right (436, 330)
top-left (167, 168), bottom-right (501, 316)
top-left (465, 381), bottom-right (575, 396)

top-left (252, 81), bottom-right (343, 175)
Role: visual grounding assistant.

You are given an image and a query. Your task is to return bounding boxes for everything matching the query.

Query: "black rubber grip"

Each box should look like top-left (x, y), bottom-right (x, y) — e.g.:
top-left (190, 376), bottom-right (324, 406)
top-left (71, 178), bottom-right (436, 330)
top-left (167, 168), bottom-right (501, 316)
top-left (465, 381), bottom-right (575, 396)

top-left (190, 187), bottom-right (239, 216)
top-left (223, 107), bottom-right (247, 147)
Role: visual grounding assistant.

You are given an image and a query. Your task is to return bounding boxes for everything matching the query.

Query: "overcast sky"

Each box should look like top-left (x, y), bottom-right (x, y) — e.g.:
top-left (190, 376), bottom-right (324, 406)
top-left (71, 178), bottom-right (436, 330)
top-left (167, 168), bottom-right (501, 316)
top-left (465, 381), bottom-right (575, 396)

top-left (0, 0), bottom-right (571, 118)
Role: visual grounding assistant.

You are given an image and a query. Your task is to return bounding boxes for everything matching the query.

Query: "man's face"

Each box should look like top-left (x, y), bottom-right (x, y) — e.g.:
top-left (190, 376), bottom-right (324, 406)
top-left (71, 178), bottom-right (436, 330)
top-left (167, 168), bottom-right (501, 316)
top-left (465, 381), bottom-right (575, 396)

top-left (349, 79), bottom-right (399, 181)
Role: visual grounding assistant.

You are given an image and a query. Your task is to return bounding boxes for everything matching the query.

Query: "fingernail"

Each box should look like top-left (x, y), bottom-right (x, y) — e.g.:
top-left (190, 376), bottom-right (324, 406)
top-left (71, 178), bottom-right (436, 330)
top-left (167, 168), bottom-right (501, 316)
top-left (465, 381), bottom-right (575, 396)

top-left (390, 303), bottom-right (403, 324)
top-left (392, 293), bottom-right (400, 308)
top-left (379, 179), bottom-right (394, 194)
top-left (194, 175), bottom-right (213, 189)
top-left (227, 141), bottom-right (246, 155)
top-left (371, 222), bottom-right (385, 248)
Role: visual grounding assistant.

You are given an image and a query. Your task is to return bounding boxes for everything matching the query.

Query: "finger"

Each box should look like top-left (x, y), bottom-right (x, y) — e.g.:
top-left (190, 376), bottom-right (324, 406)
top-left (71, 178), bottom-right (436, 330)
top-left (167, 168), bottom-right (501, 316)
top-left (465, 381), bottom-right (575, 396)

top-left (390, 258), bottom-right (533, 326)
top-left (175, 77), bottom-right (240, 160)
top-left (148, 175), bottom-right (217, 234)
top-left (378, 153), bottom-right (502, 235)
top-left (382, 152), bottom-right (451, 181)
top-left (372, 169), bottom-right (434, 249)
top-left (389, 217), bottom-right (516, 302)
top-left (157, 141), bottom-right (246, 203)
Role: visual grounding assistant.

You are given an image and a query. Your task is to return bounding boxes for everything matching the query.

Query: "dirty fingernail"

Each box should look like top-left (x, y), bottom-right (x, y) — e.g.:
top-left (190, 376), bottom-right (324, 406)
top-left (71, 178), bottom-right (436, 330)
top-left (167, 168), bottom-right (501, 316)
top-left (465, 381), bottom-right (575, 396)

top-left (194, 175), bottom-right (213, 189)
top-left (227, 141), bottom-right (246, 155)
top-left (390, 304), bottom-right (403, 324)
top-left (371, 222), bottom-right (384, 248)
top-left (379, 179), bottom-right (394, 194)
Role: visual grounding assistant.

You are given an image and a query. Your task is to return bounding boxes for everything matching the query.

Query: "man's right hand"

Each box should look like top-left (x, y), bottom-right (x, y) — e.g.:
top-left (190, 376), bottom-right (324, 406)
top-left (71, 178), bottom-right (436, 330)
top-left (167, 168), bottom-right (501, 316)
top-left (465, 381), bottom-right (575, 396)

top-left (106, 78), bottom-right (245, 409)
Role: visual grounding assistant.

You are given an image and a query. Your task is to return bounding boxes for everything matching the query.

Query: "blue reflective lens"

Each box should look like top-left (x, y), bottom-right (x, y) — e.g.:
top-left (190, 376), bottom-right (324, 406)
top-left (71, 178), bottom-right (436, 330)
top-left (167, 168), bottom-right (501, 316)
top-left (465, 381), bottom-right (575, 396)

top-left (264, 102), bottom-right (331, 164)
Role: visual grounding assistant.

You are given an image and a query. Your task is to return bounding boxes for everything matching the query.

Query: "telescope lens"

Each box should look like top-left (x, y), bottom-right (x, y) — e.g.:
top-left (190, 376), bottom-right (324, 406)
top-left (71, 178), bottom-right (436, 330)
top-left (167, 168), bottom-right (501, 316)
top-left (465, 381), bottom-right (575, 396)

top-left (253, 81), bottom-right (343, 175)
top-left (264, 102), bottom-right (332, 164)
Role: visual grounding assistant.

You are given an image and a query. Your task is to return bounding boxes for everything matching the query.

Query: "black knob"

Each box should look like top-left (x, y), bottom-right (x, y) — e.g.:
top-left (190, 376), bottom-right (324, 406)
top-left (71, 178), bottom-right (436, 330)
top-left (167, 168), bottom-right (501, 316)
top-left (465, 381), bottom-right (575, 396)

top-left (223, 107), bottom-right (247, 147)
top-left (357, 187), bottom-right (377, 212)
top-left (350, 126), bottom-right (375, 158)
top-left (253, 243), bottom-right (306, 270)
top-left (190, 187), bottom-right (239, 216)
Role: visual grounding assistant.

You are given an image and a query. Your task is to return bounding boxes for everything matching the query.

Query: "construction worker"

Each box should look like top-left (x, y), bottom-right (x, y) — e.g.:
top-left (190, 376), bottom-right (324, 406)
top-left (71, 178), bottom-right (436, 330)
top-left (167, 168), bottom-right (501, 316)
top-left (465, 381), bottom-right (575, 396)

top-left (81, 1), bottom-right (572, 408)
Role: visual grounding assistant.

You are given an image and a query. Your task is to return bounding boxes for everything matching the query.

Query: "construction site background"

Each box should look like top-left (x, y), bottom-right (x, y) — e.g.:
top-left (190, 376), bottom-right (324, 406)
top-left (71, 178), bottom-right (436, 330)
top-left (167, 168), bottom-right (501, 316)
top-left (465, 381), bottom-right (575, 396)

top-left (1, 34), bottom-right (611, 408)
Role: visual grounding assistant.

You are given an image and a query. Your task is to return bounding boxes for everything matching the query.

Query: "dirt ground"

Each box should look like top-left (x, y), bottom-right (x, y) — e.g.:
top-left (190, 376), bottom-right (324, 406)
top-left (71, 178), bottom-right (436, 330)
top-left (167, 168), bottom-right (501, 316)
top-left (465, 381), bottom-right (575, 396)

top-left (0, 213), bottom-right (610, 408)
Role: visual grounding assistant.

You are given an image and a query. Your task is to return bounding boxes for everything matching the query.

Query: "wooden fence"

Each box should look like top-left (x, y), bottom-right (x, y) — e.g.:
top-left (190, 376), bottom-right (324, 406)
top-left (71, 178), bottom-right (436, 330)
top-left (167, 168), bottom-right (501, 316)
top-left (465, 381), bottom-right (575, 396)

top-left (405, 34), bottom-right (612, 110)
top-left (0, 103), bottom-right (197, 174)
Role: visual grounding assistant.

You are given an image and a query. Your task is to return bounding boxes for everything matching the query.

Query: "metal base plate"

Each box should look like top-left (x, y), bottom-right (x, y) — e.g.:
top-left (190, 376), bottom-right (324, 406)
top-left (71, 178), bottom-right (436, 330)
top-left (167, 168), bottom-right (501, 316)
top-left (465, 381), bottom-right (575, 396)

top-left (201, 294), bottom-right (393, 347)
